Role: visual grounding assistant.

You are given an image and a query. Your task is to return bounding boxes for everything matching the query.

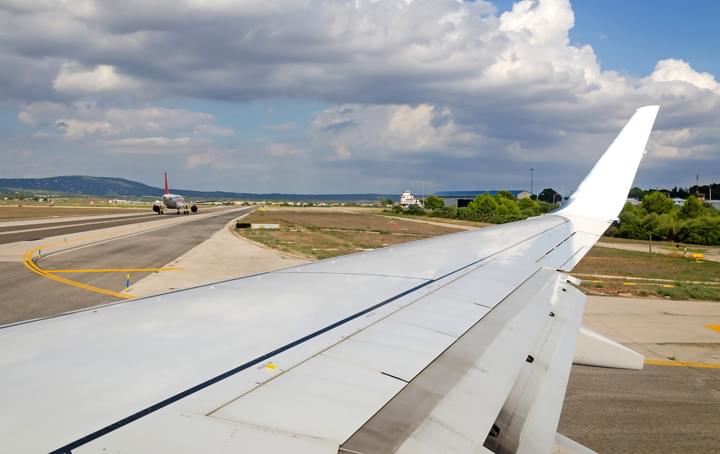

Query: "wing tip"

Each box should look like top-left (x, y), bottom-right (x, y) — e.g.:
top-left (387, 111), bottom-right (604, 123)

top-left (556, 105), bottom-right (660, 225)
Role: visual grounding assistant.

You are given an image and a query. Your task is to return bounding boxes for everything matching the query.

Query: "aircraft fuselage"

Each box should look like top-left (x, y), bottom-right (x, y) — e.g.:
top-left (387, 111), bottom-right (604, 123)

top-left (152, 173), bottom-right (198, 214)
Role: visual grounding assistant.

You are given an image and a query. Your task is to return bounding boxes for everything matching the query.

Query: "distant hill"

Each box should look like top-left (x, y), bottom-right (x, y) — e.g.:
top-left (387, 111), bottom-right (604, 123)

top-left (0, 176), bottom-right (394, 202)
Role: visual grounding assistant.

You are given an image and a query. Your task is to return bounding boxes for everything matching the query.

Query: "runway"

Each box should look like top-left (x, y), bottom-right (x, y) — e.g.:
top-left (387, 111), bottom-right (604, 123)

top-left (0, 206), bottom-right (253, 325)
top-left (0, 210), bottom-right (228, 244)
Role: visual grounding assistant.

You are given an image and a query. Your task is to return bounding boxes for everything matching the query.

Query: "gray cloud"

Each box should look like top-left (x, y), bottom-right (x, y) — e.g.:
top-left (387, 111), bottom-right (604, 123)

top-left (0, 0), bottom-right (718, 192)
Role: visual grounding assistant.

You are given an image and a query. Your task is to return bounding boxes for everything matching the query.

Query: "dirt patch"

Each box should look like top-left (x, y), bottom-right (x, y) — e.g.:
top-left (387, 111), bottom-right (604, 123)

top-left (235, 209), bottom-right (462, 259)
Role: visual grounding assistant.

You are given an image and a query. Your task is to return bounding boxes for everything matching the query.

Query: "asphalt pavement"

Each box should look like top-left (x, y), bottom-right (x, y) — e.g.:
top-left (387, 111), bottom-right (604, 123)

top-left (0, 210), bottom-right (230, 244)
top-left (559, 364), bottom-right (720, 453)
top-left (0, 207), bottom-right (252, 325)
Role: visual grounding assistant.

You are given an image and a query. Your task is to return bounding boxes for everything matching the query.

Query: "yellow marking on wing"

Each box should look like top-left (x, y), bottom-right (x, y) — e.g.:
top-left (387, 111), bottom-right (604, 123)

top-left (22, 246), bottom-right (134, 299)
top-left (645, 359), bottom-right (720, 369)
top-left (705, 324), bottom-right (720, 334)
top-left (45, 267), bottom-right (181, 273)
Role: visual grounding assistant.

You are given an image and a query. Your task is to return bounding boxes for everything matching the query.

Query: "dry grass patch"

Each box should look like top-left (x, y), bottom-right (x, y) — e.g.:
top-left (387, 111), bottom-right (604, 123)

top-left (236, 209), bottom-right (461, 259)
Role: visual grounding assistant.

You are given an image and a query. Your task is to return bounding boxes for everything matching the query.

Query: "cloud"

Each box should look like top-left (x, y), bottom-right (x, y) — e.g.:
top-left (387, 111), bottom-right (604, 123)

top-left (195, 123), bottom-right (234, 136)
top-left (1, 0), bottom-right (719, 191)
top-left (17, 102), bottom-right (67, 127)
top-left (112, 136), bottom-right (191, 148)
top-left (312, 103), bottom-right (479, 159)
top-left (647, 59), bottom-right (719, 93)
top-left (56, 119), bottom-right (114, 138)
top-left (53, 63), bottom-right (141, 94)
top-left (185, 148), bottom-right (254, 171)
top-left (18, 103), bottom-right (233, 140)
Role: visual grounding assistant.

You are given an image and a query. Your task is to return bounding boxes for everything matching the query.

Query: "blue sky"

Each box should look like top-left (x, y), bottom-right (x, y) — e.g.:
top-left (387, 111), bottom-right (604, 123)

top-left (475, 0), bottom-right (720, 77)
top-left (1, 0), bottom-right (719, 194)
top-left (569, 1), bottom-right (720, 77)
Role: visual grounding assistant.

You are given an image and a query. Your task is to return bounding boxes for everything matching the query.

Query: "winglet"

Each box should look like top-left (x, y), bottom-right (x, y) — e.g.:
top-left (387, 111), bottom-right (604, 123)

top-left (557, 106), bottom-right (659, 221)
top-left (164, 172), bottom-right (169, 195)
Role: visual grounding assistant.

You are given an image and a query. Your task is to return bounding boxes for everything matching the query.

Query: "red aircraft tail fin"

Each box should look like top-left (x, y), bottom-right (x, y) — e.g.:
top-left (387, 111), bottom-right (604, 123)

top-left (164, 172), bottom-right (169, 195)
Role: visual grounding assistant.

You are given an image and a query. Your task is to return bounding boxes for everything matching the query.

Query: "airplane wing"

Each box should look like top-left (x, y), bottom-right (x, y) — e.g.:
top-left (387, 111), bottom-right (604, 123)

top-left (0, 106), bottom-right (659, 454)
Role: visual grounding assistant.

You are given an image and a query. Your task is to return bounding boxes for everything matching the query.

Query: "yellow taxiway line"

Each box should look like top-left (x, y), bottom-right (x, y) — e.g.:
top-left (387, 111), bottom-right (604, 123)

top-left (45, 267), bottom-right (180, 273)
top-left (645, 359), bottom-right (720, 369)
top-left (22, 246), bottom-right (135, 299)
top-left (19, 216), bottom-right (190, 300)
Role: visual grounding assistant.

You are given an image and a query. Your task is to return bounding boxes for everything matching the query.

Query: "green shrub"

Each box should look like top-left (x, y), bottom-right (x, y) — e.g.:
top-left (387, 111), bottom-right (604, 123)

top-left (677, 217), bottom-right (720, 245)
top-left (424, 195), bottom-right (445, 210)
top-left (680, 195), bottom-right (704, 218)
top-left (642, 191), bottom-right (675, 215)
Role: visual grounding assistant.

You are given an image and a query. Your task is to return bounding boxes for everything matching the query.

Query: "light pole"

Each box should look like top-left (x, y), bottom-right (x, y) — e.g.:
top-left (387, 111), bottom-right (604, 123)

top-left (529, 168), bottom-right (534, 196)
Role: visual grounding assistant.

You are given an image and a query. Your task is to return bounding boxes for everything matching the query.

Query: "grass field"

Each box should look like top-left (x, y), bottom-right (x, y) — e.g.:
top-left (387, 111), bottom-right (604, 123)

top-left (235, 209), bottom-right (462, 259)
top-left (599, 235), bottom-right (708, 253)
top-left (574, 246), bottom-right (720, 301)
top-left (574, 246), bottom-right (720, 282)
top-left (0, 206), bottom-right (147, 220)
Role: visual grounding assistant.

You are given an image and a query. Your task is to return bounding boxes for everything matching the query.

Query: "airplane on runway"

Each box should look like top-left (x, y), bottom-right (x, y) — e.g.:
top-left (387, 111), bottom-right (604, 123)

top-left (152, 173), bottom-right (198, 215)
top-left (1, 107), bottom-right (660, 453)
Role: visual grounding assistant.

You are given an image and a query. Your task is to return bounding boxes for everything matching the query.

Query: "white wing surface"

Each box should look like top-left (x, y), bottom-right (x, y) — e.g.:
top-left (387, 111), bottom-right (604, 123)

top-left (0, 107), bottom-right (659, 454)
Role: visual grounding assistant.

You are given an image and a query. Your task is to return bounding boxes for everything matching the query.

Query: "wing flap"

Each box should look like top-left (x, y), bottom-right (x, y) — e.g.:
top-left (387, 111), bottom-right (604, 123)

top-left (487, 281), bottom-right (586, 454)
top-left (342, 269), bottom-right (559, 454)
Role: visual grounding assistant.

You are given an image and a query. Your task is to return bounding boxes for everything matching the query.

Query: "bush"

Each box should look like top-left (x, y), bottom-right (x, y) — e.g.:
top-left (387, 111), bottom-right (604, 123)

top-left (424, 195), bottom-right (445, 210)
top-left (518, 197), bottom-right (542, 217)
top-left (642, 191), bottom-right (675, 214)
top-left (609, 200), bottom-right (720, 245)
top-left (677, 217), bottom-right (720, 245)
top-left (467, 194), bottom-right (498, 220)
top-left (430, 206), bottom-right (457, 219)
top-left (680, 195), bottom-right (705, 219)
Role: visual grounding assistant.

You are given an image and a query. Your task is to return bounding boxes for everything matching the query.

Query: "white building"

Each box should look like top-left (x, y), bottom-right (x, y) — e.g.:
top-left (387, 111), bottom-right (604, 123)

top-left (400, 190), bottom-right (422, 207)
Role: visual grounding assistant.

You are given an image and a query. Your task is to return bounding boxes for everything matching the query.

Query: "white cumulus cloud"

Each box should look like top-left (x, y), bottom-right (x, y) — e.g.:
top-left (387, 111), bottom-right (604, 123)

top-left (1, 0), bottom-right (719, 191)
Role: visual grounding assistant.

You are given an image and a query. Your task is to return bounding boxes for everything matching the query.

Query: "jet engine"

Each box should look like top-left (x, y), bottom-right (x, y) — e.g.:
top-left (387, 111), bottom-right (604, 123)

top-left (191, 204), bottom-right (198, 213)
top-left (152, 201), bottom-right (163, 214)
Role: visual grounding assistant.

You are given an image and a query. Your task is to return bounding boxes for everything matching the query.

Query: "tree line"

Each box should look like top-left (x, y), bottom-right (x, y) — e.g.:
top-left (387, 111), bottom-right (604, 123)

top-left (390, 189), bottom-right (720, 245)
top-left (629, 184), bottom-right (719, 201)
top-left (607, 192), bottom-right (720, 245)
top-left (390, 191), bottom-right (558, 224)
